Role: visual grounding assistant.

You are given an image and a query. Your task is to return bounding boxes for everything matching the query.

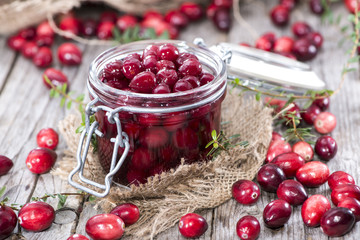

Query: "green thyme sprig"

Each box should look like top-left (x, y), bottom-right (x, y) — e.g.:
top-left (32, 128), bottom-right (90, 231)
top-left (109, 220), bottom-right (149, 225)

top-left (112, 26), bottom-right (169, 44)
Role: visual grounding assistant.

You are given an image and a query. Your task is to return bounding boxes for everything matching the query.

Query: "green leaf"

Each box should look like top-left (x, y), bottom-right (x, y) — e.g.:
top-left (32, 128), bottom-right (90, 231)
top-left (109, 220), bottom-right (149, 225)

top-left (303, 99), bottom-right (313, 109)
top-left (205, 140), bottom-right (214, 148)
top-left (60, 97), bottom-right (66, 107)
top-left (112, 27), bottom-right (122, 42)
top-left (255, 92), bottom-right (261, 101)
top-left (57, 194), bottom-right (68, 209)
top-left (76, 94), bottom-right (85, 102)
top-left (76, 125), bottom-right (86, 134)
top-left (88, 195), bottom-right (96, 202)
top-left (213, 142), bottom-right (219, 149)
top-left (158, 30), bottom-right (169, 40)
top-left (67, 100), bottom-right (72, 109)
top-left (61, 83), bottom-right (67, 93)
top-left (211, 130), bottom-right (217, 140)
top-left (348, 55), bottom-right (360, 63)
top-left (0, 186), bottom-right (6, 198)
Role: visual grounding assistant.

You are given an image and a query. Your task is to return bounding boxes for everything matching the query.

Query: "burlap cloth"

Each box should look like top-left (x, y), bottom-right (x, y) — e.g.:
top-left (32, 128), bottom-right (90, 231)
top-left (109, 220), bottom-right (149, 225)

top-left (52, 91), bottom-right (273, 239)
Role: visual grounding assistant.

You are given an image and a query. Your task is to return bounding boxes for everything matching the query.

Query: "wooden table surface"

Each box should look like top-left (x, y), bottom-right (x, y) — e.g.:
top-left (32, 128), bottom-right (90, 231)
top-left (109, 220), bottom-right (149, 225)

top-left (1, 0), bottom-right (360, 239)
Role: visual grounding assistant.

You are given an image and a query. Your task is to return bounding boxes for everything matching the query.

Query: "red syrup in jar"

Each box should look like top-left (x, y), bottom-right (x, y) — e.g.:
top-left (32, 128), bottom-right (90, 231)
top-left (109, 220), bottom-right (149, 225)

top-left (88, 41), bottom-right (227, 186)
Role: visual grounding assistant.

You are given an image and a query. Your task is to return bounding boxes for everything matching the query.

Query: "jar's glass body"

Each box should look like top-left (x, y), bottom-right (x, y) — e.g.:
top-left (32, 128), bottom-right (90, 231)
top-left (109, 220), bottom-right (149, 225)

top-left (88, 40), bottom-right (227, 185)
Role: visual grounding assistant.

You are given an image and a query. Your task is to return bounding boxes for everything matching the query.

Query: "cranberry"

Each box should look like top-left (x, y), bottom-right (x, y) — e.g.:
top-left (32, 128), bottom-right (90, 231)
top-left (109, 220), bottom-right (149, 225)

top-left (306, 32), bottom-right (323, 49)
top-left (328, 171), bottom-right (355, 190)
top-left (265, 139), bottom-right (292, 163)
top-left (272, 152), bottom-right (305, 178)
top-left (173, 126), bottom-right (199, 150)
top-left (239, 42), bottom-right (251, 47)
top-left (213, 7), bottom-right (231, 32)
top-left (37, 21), bottom-right (54, 38)
top-left (270, 5), bottom-right (290, 26)
top-left (158, 44), bottom-right (179, 62)
top-left (142, 55), bottom-right (157, 72)
top-left (130, 147), bottom-right (155, 171)
top-left (7, 35), bottom-right (26, 51)
top-left (320, 207), bottom-right (355, 237)
top-left (36, 128), bottom-right (59, 150)
top-left (43, 68), bottom-right (68, 89)
top-left (0, 205), bottom-right (17, 239)
top-left (110, 203), bottom-right (140, 226)
top-left (152, 83), bottom-right (171, 94)
top-left (138, 113), bottom-right (161, 126)
top-left (232, 180), bottom-right (260, 205)
top-left (143, 45), bottom-right (159, 58)
top-left (126, 169), bottom-right (148, 185)
top-left (314, 112), bottom-right (336, 134)
top-left (122, 59), bottom-right (143, 80)
top-left (292, 22), bottom-right (312, 38)
top-left (164, 10), bottom-right (189, 28)
top-left (85, 214), bottom-right (125, 240)
top-left (18, 27), bottom-right (36, 40)
top-left (314, 135), bottom-right (337, 161)
top-left (236, 215), bottom-right (260, 240)
top-left (277, 180), bottom-right (308, 206)
top-left (67, 234), bottom-right (89, 240)
top-left (278, 52), bottom-right (297, 59)
top-left (100, 11), bottom-right (117, 23)
top-left (271, 131), bottom-right (284, 141)
top-left (181, 76), bottom-right (200, 88)
top-left (156, 69), bottom-right (178, 87)
top-left (180, 2), bottom-right (204, 20)
top-left (175, 52), bottom-right (198, 67)
top-left (25, 147), bottom-right (57, 174)
top-left (139, 127), bottom-right (169, 148)
top-left (255, 36), bottom-right (274, 51)
top-left (0, 155), bottom-right (13, 176)
top-left (129, 71), bottom-right (157, 93)
top-left (296, 161), bottom-right (329, 187)
top-left (33, 47), bottom-right (52, 68)
top-left (173, 79), bottom-right (194, 92)
top-left (292, 141), bottom-right (313, 162)
top-left (291, 38), bottom-right (317, 61)
top-left (96, 21), bottom-right (115, 40)
top-left (116, 15), bottom-right (137, 32)
top-left (179, 58), bottom-right (202, 77)
top-left (200, 73), bottom-right (215, 86)
top-left (21, 41), bottom-right (39, 58)
top-left (141, 16), bottom-right (179, 39)
top-left (35, 36), bottom-right (54, 47)
top-left (163, 112), bottom-right (187, 131)
top-left (280, 0), bottom-right (296, 10)
top-left (178, 213), bottom-right (208, 238)
top-left (207, 2), bottom-right (218, 18)
top-left (309, 0), bottom-right (325, 14)
top-left (60, 16), bottom-right (81, 36)
top-left (313, 94), bottom-right (330, 110)
top-left (156, 60), bottom-right (176, 71)
top-left (331, 184), bottom-right (360, 206)
top-left (102, 60), bottom-right (124, 82)
top-left (57, 43), bottom-right (82, 66)
top-left (301, 104), bottom-right (321, 125)
top-left (338, 197), bottom-right (360, 222)
top-left (344, 0), bottom-right (360, 13)
top-left (301, 194), bottom-right (331, 227)
top-left (81, 19), bottom-right (97, 37)
top-left (273, 36), bottom-right (294, 53)
top-left (213, 0), bottom-right (233, 8)
top-left (18, 201), bottom-right (55, 232)
top-left (256, 163), bottom-right (286, 192)
top-left (143, 10), bottom-right (163, 20)
top-left (263, 199), bottom-right (292, 228)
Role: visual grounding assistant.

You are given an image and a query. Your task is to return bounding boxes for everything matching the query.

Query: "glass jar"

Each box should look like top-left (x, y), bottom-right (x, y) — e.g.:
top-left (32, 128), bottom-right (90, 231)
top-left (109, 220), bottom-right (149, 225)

top-left (87, 40), bottom-right (227, 186)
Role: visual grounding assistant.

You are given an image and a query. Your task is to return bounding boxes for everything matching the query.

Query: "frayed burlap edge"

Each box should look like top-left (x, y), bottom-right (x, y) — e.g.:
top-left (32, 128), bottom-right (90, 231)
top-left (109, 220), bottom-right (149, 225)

top-left (51, 91), bottom-right (273, 239)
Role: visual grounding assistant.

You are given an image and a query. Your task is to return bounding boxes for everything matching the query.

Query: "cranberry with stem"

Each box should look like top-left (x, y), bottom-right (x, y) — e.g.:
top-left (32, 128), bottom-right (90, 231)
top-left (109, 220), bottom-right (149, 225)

top-left (314, 112), bottom-right (337, 134)
top-left (0, 155), bottom-right (13, 176)
top-left (178, 213), bottom-right (208, 238)
top-left (26, 147), bottom-right (57, 174)
top-left (292, 141), bottom-right (313, 162)
top-left (301, 194), bottom-right (331, 227)
top-left (36, 128), bottom-right (59, 150)
top-left (42, 68), bottom-right (68, 89)
top-left (236, 215), bottom-right (260, 240)
top-left (277, 180), bottom-right (308, 206)
top-left (110, 203), bottom-right (140, 226)
top-left (320, 207), bottom-right (355, 237)
top-left (263, 199), bottom-right (292, 228)
top-left (18, 201), bottom-right (55, 232)
top-left (256, 163), bottom-right (286, 192)
top-left (57, 43), bottom-right (82, 66)
top-left (0, 205), bottom-right (17, 239)
top-left (232, 180), bottom-right (260, 205)
top-left (85, 214), bottom-right (125, 240)
top-left (315, 135), bottom-right (337, 161)
top-left (328, 171), bottom-right (355, 190)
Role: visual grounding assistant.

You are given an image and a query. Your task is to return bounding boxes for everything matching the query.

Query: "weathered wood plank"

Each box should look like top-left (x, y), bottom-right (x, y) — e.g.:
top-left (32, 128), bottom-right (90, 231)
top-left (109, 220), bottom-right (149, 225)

top-left (0, 37), bottom-right (17, 92)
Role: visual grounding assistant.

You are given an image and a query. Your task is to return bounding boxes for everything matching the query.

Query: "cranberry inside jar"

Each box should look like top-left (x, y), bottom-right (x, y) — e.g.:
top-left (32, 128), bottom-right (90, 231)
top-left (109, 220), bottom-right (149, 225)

top-left (88, 40), bottom-right (227, 185)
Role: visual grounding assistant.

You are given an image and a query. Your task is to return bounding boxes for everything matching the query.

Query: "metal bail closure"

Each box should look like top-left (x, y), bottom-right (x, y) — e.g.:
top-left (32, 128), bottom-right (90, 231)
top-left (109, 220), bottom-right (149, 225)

top-left (68, 98), bottom-right (131, 198)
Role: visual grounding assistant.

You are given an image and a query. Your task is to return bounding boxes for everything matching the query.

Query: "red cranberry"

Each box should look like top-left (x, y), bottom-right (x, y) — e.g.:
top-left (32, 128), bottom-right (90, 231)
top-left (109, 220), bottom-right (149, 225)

top-left (33, 47), bottom-right (52, 68)
top-left (143, 45), bottom-right (159, 59)
top-left (42, 68), bottom-right (68, 89)
top-left (255, 36), bottom-right (274, 51)
top-left (313, 94), bottom-right (330, 110)
top-left (178, 213), bottom-right (208, 238)
top-left (165, 10), bottom-right (189, 28)
top-left (102, 60), bottom-right (124, 82)
top-left (60, 16), bottom-right (81, 36)
top-left (173, 126), bottom-right (199, 150)
top-left (126, 169), bottom-right (148, 185)
top-left (85, 214), bottom-right (125, 240)
top-left (344, 0), bottom-right (360, 13)
top-left (129, 71), bottom-right (157, 93)
top-left (152, 83), bottom-right (171, 94)
top-left (143, 55), bottom-right (157, 72)
top-left (274, 36), bottom-right (294, 53)
top-left (179, 58), bottom-right (202, 77)
top-left (122, 59), bottom-right (143, 80)
top-left (0, 155), bottom-right (13, 176)
top-left (277, 180), bottom-right (308, 206)
top-left (37, 21), bottom-right (54, 38)
top-left (36, 128), bottom-right (59, 150)
top-left (263, 199), bottom-right (292, 228)
top-left (213, 7), bottom-right (231, 32)
top-left (338, 197), bottom-right (360, 222)
top-left (181, 76), bottom-right (200, 88)
top-left (130, 147), bottom-right (155, 171)
top-left (26, 147), bottom-right (57, 174)
top-left (280, 0), bottom-right (296, 10)
top-left (139, 127), bottom-right (169, 148)
top-left (156, 69), bottom-right (178, 87)
top-left (110, 203), bottom-right (140, 226)
top-left (207, 2), bottom-right (218, 18)
top-left (314, 135), bottom-right (337, 161)
top-left (314, 112), bottom-right (336, 134)
top-left (81, 19), bottom-right (97, 37)
top-left (328, 171), bottom-right (355, 190)
top-left (331, 184), bottom-right (360, 206)
top-left (266, 139), bottom-right (291, 163)
top-left (116, 15), bottom-right (137, 32)
top-left (200, 73), bottom-right (215, 86)
top-left (296, 161), bottom-right (329, 187)
top-left (272, 152), bottom-right (305, 178)
top-left (236, 215), bottom-right (260, 240)
top-left (100, 11), bottom-right (117, 23)
top-left (57, 43), bottom-right (82, 66)
top-left (0, 205), bottom-right (17, 239)
top-left (175, 52), bottom-right (198, 67)
top-left (292, 22), bottom-right (312, 38)
top-left (278, 52), bottom-right (297, 59)
top-left (21, 41), bottom-right (39, 59)
top-left (292, 141), bottom-right (313, 162)
top-left (18, 201), bottom-right (55, 232)
top-left (7, 35), bottom-right (26, 51)
top-left (232, 180), bottom-right (260, 205)
top-left (67, 234), bottom-right (89, 240)
top-left (35, 36), bottom-right (54, 47)
top-left (270, 5), bottom-right (290, 27)
top-left (256, 163), bottom-right (286, 192)
top-left (156, 60), bottom-right (176, 71)
top-left (18, 27), bottom-right (36, 40)
top-left (306, 31), bottom-right (323, 49)
top-left (163, 112), bottom-right (187, 131)
top-left (96, 21), bottom-right (115, 40)
top-left (180, 2), bottom-right (204, 20)
top-left (309, 0), bottom-right (325, 14)
top-left (158, 44), bottom-right (179, 62)
top-left (292, 38), bottom-right (317, 61)
top-left (271, 131), bottom-right (284, 141)
top-left (301, 194), bottom-right (331, 227)
top-left (173, 79), bottom-right (194, 92)
top-left (141, 16), bottom-right (179, 39)
top-left (239, 42), bottom-right (251, 47)
top-left (143, 10), bottom-right (163, 20)
top-left (320, 207), bottom-right (355, 237)
top-left (138, 113), bottom-right (161, 126)
top-left (301, 104), bottom-right (321, 125)
top-left (214, 0), bottom-right (233, 8)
